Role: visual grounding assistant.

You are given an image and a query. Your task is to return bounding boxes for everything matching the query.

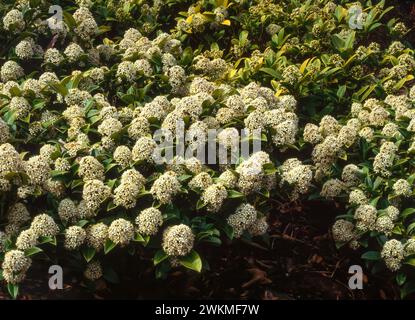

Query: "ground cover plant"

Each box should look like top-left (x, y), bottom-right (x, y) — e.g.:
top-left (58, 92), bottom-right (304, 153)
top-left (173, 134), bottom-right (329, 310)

top-left (0, 0), bottom-right (415, 300)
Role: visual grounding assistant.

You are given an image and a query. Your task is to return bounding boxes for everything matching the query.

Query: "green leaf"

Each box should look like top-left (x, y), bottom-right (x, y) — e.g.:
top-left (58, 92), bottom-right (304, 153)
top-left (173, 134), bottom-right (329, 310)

top-left (24, 246), bottom-right (43, 257)
top-left (361, 251), bottom-right (381, 261)
top-left (263, 163), bottom-right (277, 175)
top-left (402, 208), bottom-right (415, 220)
top-left (373, 177), bottom-right (383, 191)
top-left (106, 201), bottom-right (118, 212)
top-left (50, 170), bottom-right (68, 178)
top-left (369, 196), bottom-right (380, 207)
top-left (62, 11), bottom-right (76, 28)
top-left (133, 233), bottom-right (145, 242)
top-left (227, 190), bottom-right (244, 198)
top-left (103, 267), bottom-right (120, 284)
top-left (49, 82), bottom-right (68, 96)
top-left (154, 250), bottom-right (169, 266)
top-left (7, 283), bottom-right (19, 299)
top-left (222, 223), bottom-right (234, 240)
top-left (178, 250), bottom-right (202, 272)
top-left (38, 236), bottom-right (57, 246)
top-left (404, 257), bottom-right (415, 267)
top-left (259, 67), bottom-right (280, 78)
top-left (337, 85), bottom-right (346, 99)
top-left (396, 272), bottom-right (407, 286)
top-left (178, 174), bottom-right (192, 182)
top-left (401, 280), bottom-right (415, 299)
top-left (104, 239), bottom-right (117, 255)
top-left (9, 86), bottom-right (21, 97)
top-left (407, 222), bottom-right (415, 235)
top-left (331, 34), bottom-right (345, 52)
top-left (82, 247), bottom-right (96, 263)
top-left (202, 236), bottom-right (222, 246)
top-left (77, 220), bottom-right (89, 228)
top-left (196, 199), bottom-right (207, 210)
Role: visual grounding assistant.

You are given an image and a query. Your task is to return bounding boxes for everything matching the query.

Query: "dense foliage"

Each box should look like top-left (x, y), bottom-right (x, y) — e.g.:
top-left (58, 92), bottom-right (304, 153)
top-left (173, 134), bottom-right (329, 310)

top-left (0, 0), bottom-right (414, 299)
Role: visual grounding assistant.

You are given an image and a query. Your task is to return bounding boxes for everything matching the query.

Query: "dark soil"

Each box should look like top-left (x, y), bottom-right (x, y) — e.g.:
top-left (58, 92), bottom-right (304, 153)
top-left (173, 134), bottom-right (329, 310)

top-left (0, 200), bottom-right (400, 300)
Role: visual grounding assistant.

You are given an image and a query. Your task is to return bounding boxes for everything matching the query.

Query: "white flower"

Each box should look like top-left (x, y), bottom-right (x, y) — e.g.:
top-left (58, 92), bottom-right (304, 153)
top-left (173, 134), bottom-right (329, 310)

top-left (201, 183), bottom-right (227, 212)
top-left (227, 204), bottom-right (258, 238)
top-left (64, 226), bottom-right (86, 250)
top-left (136, 207), bottom-right (163, 236)
top-left (30, 214), bottom-right (59, 237)
top-left (108, 219), bottom-right (134, 245)
top-left (332, 219), bottom-right (355, 243)
top-left (150, 171), bottom-right (181, 204)
top-left (162, 224), bottom-right (194, 256)
top-left (381, 239), bottom-right (404, 271)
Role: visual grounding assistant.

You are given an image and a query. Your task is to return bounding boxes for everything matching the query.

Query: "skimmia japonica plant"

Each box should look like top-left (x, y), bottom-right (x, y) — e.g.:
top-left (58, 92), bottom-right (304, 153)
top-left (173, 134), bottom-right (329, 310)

top-left (0, 0), bottom-right (414, 299)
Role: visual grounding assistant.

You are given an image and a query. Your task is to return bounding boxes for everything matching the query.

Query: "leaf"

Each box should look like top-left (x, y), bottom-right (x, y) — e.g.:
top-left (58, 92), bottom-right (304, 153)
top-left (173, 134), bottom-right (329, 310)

top-left (396, 272), bottom-right (407, 286)
top-left (299, 58), bottom-right (313, 74)
top-left (24, 246), bottom-right (43, 257)
top-left (196, 199), bottom-right (207, 210)
top-left (373, 177), bottom-right (383, 191)
top-left (105, 163), bottom-right (117, 173)
top-left (77, 220), bottom-right (89, 228)
top-left (401, 280), bottom-right (415, 299)
top-left (106, 201), bottom-right (118, 212)
top-left (239, 30), bottom-right (249, 45)
top-left (178, 250), bottom-right (202, 272)
top-left (369, 196), bottom-right (380, 207)
top-left (49, 82), bottom-right (68, 96)
top-left (331, 34), bottom-right (345, 52)
top-left (263, 163), bottom-right (277, 174)
top-left (402, 208), bottom-right (415, 220)
top-left (361, 251), bottom-right (381, 261)
top-left (227, 190), bottom-right (244, 198)
top-left (368, 22), bottom-right (382, 32)
top-left (134, 231), bottom-right (146, 242)
top-left (337, 85), bottom-right (346, 99)
top-left (407, 222), bottom-right (415, 235)
top-left (103, 267), bottom-right (120, 284)
top-left (82, 247), bottom-right (96, 263)
top-left (181, 47), bottom-right (193, 66)
top-left (9, 86), bottom-right (21, 97)
top-left (104, 239), bottom-right (117, 255)
top-left (202, 236), bottom-right (222, 246)
top-left (7, 283), bottom-right (19, 300)
top-left (259, 67), bottom-right (280, 78)
top-left (63, 11), bottom-right (77, 29)
top-left (404, 257), bottom-right (415, 267)
top-left (222, 223), bottom-right (234, 240)
top-left (38, 236), bottom-right (57, 246)
top-left (154, 250), bottom-right (169, 266)
top-left (50, 170), bottom-right (68, 178)
top-left (178, 174), bottom-right (192, 182)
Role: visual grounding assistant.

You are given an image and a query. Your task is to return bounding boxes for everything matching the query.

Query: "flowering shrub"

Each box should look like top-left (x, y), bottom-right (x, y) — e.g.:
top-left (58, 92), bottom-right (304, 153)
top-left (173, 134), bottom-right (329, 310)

top-left (0, 0), bottom-right (414, 299)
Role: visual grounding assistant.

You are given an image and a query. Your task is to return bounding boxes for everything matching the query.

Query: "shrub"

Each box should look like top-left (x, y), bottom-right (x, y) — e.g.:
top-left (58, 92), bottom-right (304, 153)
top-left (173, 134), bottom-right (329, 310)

top-left (0, 0), bottom-right (414, 299)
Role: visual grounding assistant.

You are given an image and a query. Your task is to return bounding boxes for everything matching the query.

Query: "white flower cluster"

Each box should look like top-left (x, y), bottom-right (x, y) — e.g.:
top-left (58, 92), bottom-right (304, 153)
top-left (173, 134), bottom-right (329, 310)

top-left (2, 250), bottom-right (31, 284)
top-left (236, 151), bottom-right (275, 195)
top-left (135, 207), bottom-right (163, 236)
top-left (381, 239), bottom-right (404, 271)
top-left (227, 204), bottom-right (266, 238)
top-left (162, 224), bottom-right (195, 257)
top-left (114, 169), bottom-right (145, 209)
top-left (150, 171), bottom-right (181, 204)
